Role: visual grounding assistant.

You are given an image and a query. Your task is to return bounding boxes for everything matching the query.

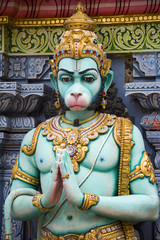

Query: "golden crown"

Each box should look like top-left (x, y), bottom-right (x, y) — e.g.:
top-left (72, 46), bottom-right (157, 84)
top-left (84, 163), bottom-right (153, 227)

top-left (50, 2), bottom-right (111, 78)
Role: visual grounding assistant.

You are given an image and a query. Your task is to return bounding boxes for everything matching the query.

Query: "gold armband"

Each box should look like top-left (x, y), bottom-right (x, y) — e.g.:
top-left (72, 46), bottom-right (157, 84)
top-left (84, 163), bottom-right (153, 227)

top-left (80, 193), bottom-right (99, 211)
top-left (129, 152), bottom-right (156, 183)
top-left (32, 194), bottom-right (54, 212)
top-left (10, 156), bottom-right (40, 186)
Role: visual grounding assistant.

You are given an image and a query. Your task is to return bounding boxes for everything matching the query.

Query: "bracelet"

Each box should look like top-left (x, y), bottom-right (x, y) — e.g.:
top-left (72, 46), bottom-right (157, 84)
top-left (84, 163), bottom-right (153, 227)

top-left (5, 232), bottom-right (13, 240)
top-left (80, 193), bottom-right (99, 211)
top-left (32, 194), bottom-right (54, 212)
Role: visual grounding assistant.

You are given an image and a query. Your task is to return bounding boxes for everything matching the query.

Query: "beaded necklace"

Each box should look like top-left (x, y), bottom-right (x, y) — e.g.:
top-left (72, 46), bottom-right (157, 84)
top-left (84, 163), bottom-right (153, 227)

top-left (42, 113), bottom-right (116, 172)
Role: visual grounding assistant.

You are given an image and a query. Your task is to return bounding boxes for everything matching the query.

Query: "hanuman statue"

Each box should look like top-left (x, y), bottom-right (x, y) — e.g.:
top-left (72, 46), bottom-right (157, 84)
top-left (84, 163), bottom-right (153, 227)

top-left (4, 2), bottom-right (159, 240)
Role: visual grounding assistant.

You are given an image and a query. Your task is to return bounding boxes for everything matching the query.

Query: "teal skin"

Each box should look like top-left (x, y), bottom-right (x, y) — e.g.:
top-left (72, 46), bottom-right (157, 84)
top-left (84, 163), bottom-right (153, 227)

top-left (8, 58), bottom-right (159, 239)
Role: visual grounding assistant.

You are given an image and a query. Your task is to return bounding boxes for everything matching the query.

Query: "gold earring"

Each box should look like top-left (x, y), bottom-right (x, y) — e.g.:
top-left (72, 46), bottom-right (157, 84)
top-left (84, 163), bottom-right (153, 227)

top-left (101, 91), bottom-right (107, 110)
top-left (54, 92), bottom-right (60, 109)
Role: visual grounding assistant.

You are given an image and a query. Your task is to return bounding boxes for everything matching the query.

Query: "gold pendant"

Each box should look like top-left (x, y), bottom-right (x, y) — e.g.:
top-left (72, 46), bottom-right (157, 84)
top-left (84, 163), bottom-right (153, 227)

top-left (42, 113), bottom-right (116, 172)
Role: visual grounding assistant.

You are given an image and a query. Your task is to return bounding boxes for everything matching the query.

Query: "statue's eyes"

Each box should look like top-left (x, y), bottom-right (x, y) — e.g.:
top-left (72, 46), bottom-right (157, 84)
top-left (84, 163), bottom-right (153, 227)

top-left (61, 77), bottom-right (72, 83)
top-left (83, 77), bottom-right (95, 83)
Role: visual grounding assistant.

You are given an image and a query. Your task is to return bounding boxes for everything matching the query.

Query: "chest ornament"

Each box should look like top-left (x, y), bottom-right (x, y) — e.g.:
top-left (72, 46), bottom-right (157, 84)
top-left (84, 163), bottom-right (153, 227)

top-left (42, 113), bottom-right (116, 172)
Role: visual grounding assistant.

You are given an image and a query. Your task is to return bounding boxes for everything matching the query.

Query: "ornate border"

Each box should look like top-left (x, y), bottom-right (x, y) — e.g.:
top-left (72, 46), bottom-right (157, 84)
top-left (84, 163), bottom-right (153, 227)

top-left (0, 14), bottom-right (160, 27)
top-left (0, 14), bottom-right (160, 55)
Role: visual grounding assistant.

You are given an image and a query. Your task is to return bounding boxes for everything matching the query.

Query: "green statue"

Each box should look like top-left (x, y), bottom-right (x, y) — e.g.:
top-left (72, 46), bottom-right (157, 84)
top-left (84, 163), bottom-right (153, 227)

top-left (4, 2), bottom-right (159, 240)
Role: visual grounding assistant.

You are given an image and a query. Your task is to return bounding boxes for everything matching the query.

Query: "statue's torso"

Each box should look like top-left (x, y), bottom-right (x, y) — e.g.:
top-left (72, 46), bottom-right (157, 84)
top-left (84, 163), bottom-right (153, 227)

top-left (35, 126), bottom-right (120, 234)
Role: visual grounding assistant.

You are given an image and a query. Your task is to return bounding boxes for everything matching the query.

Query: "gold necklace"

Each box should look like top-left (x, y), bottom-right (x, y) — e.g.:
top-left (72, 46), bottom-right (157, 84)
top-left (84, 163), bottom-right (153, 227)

top-left (42, 113), bottom-right (116, 172)
top-left (61, 112), bottom-right (99, 126)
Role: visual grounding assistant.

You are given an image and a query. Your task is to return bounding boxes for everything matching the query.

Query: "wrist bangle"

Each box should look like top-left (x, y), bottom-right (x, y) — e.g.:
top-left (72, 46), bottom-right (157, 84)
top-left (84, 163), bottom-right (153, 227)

top-left (32, 194), bottom-right (54, 212)
top-left (80, 193), bottom-right (99, 211)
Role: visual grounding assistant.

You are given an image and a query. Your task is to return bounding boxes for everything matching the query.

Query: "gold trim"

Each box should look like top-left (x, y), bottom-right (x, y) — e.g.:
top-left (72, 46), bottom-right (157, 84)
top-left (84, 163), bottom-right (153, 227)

top-left (10, 155), bottom-right (40, 186)
top-left (118, 117), bottom-right (133, 196)
top-left (94, 14), bottom-right (160, 25)
top-left (41, 221), bottom-right (125, 240)
top-left (114, 118), bottom-right (134, 148)
top-left (0, 14), bottom-right (159, 27)
top-left (32, 194), bottom-right (54, 212)
top-left (21, 121), bottom-right (44, 155)
top-left (129, 152), bottom-right (156, 183)
top-left (116, 117), bottom-right (137, 240)
top-left (0, 16), bottom-right (10, 24)
top-left (80, 193), bottom-right (99, 211)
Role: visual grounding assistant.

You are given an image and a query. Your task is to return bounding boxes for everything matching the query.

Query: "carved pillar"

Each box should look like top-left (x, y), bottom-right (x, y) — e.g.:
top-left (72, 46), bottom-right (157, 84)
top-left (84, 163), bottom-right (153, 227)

top-left (125, 52), bottom-right (160, 239)
top-left (0, 82), bottom-right (53, 239)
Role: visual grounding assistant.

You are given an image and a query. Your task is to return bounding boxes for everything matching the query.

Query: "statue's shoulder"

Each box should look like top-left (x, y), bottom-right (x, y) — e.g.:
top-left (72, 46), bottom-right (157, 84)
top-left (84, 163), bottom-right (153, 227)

top-left (21, 117), bottom-right (55, 156)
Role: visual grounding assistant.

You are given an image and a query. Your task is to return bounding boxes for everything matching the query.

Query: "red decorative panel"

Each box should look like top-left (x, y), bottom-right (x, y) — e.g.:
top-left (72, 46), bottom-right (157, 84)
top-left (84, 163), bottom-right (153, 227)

top-left (0, 0), bottom-right (160, 18)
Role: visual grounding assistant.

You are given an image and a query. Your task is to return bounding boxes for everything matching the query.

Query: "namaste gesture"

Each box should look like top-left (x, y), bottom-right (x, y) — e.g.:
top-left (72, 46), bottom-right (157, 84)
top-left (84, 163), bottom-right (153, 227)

top-left (4, 3), bottom-right (159, 240)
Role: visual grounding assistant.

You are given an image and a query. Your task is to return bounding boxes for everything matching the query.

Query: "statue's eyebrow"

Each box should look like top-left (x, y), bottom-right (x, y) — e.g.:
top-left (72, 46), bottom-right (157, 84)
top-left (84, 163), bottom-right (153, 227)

top-left (58, 69), bottom-right (74, 75)
top-left (79, 68), bottom-right (98, 75)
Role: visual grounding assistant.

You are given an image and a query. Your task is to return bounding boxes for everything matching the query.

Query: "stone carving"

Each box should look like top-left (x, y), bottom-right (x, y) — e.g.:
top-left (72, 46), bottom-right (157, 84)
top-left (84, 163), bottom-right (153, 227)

top-left (7, 24), bottom-right (160, 55)
top-left (0, 116), bottom-right (37, 132)
top-left (0, 54), bottom-right (8, 78)
top-left (158, 53), bottom-right (160, 75)
top-left (2, 153), bottom-right (18, 169)
top-left (28, 56), bottom-right (50, 80)
top-left (8, 57), bottom-right (26, 78)
top-left (125, 82), bottom-right (160, 109)
top-left (10, 27), bottom-right (64, 54)
top-left (125, 56), bottom-right (133, 83)
top-left (133, 53), bottom-right (157, 77)
top-left (0, 83), bottom-right (53, 114)
top-left (0, 132), bottom-right (25, 149)
top-left (0, 53), bottom-right (3, 77)
top-left (0, 25), bottom-right (2, 52)
top-left (141, 112), bottom-right (160, 130)
top-left (146, 131), bottom-right (160, 169)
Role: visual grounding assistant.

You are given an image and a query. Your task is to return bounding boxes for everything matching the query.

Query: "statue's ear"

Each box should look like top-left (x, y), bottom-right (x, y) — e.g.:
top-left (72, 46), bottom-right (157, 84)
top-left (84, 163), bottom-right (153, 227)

top-left (50, 72), bottom-right (58, 92)
top-left (103, 70), bottom-right (113, 92)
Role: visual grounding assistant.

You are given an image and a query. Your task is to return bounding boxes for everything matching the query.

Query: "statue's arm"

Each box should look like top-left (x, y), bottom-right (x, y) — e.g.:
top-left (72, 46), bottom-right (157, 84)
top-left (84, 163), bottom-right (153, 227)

top-left (10, 129), bottom-right (44, 221)
top-left (60, 126), bottom-right (159, 222)
top-left (90, 125), bottom-right (159, 221)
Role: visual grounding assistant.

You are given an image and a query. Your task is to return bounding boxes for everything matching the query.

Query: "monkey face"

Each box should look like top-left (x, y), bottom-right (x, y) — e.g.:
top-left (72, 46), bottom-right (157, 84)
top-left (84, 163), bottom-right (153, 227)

top-left (56, 58), bottom-right (102, 111)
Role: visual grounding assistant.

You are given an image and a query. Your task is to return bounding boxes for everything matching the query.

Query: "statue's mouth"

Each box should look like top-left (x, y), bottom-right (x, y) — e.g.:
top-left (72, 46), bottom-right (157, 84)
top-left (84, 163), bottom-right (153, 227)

top-left (69, 105), bottom-right (85, 111)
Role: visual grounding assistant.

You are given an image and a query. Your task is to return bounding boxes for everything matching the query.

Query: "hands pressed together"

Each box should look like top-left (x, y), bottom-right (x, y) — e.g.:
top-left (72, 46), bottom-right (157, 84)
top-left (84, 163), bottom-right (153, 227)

top-left (41, 149), bottom-right (83, 210)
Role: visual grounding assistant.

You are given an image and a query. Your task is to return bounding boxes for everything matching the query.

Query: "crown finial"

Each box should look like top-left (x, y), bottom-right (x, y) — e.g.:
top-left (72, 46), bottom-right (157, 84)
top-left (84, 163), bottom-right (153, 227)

top-left (74, 2), bottom-right (86, 13)
top-left (63, 2), bottom-right (96, 31)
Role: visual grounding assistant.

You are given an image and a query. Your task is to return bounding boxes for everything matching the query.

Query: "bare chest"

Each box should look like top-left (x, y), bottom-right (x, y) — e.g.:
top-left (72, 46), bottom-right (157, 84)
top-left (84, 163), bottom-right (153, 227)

top-left (35, 131), bottom-right (119, 174)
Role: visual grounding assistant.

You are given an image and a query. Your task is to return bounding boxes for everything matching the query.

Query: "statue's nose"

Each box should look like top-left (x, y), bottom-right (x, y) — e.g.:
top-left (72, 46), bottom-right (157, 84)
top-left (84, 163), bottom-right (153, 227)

top-left (71, 92), bottom-right (82, 99)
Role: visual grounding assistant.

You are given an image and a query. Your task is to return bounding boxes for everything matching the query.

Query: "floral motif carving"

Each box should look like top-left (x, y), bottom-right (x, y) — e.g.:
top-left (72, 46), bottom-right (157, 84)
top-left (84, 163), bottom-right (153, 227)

top-left (96, 23), bottom-right (160, 53)
top-left (10, 27), bottom-right (64, 54)
top-left (8, 57), bottom-right (26, 78)
top-left (7, 24), bottom-right (160, 55)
